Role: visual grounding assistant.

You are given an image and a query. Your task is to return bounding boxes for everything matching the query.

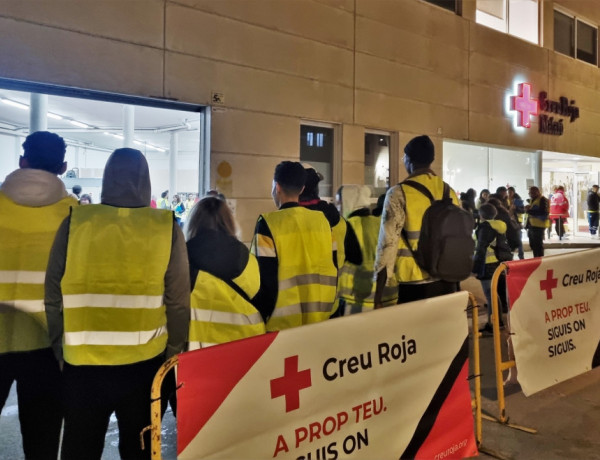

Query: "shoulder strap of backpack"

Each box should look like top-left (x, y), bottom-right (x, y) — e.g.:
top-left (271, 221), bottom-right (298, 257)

top-left (402, 180), bottom-right (435, 203)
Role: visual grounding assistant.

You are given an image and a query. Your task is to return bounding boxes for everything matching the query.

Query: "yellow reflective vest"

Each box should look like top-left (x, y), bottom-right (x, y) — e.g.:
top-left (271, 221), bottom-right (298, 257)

top-left (61, 205), bottom-right (172, 365)
top-left (484, 220), bottom-right (507, 265)
top-left (396, 174), bottom-right (460, 283)
top-left (0, 193), bottom-right (76, 354)
top-left (528, 197), bottom-right (550, 228)
top-left (189, 253), bottom-right (265, 349)
top-left (261, 207), bottom-right (337, 331)
top-left (339, 215), bottom-right (397, 313)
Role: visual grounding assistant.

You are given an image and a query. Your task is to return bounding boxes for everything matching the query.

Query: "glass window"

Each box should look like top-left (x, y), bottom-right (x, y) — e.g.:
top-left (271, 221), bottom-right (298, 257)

top-left (476, 0), bottom-right (538, 44)
top-left (423, 0), bottom-right (457, 13)
top-left (554, 10), bottom-right (575, 57)
top-left (300, 125), bottom-right (334, 197)
top-left (577, 20), bottom-right (598, 65)
top-left (443, 140), bottom-right (540, 200)
top-left (508, 0), bottom-right (538, 44)
top-left (364, 133), bottom-right (390, 199)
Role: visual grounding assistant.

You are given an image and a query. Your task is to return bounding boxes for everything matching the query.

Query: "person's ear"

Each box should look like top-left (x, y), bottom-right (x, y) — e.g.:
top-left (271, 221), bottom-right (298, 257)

top-left (18, 156), bottom-right (28, 169)
top-left (58, 162), bottom-right (67, 175)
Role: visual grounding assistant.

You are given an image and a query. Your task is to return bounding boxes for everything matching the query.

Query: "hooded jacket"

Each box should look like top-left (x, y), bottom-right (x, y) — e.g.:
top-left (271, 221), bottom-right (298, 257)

top-left (45, 149), bottom-right (190, 362)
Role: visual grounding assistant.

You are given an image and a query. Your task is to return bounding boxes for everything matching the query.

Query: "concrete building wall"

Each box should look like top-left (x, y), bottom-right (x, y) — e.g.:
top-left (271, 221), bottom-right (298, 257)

top-left (1, 0), bottom-right (599, 240)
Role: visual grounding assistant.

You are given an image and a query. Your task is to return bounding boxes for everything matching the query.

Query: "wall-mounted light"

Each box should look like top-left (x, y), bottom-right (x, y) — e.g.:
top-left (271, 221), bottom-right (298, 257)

top-left (1, 97), bottom-right (28, 110)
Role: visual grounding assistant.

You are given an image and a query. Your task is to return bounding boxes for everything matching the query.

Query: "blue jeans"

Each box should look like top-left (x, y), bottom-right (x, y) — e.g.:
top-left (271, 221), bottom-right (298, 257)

top-left (588, 212), bottom-right (599, 235)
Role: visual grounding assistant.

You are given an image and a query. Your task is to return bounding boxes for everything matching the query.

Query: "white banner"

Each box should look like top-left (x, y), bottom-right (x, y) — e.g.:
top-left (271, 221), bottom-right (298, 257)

top-left (176, 292), bottom-right (477, 459)
top-left (506, 248), bottom-right (600, 395)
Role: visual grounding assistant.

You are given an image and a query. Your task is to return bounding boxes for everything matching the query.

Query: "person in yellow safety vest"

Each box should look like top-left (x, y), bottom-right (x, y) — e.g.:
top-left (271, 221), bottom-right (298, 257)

top-left (337, 185), bottom-right (397, 314)
top-left (524, 186), bottom-right (550, 258)
top-left (0, 131), bottom-right (77, 460)
top-left (298, 166), bottom-right (362, 317)
top-left (250, 161), bottom-right (337, 331)
top-left (185, 196), bottom-right (265, 349)
top-left (45, 148), bottom-right (190, 460)
top-left (472, 203), bottom-right (509, 333)
top-left (373, 135), bottom-right (461, 307)
top-left (157, 189), bottom-right (171, 210)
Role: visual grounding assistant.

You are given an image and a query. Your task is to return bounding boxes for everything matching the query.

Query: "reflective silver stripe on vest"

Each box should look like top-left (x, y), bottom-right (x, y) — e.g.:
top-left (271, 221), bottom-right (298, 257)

top-left (279, 274), bottom-right (337, 291)
top-left (191, 309), bottom-right (263, 325)
top-left (404, 230), bottom-right (420, 240)
top-left (63, 294), bottom-right (163, 309)
top-left (0, 270), bottom-right (45, 284)
top-left (0, 299), bottom-right (44, 314)
top-left (270, 301), bottom-right (332, 318)
top-left (64, 325), bottom-right (167, 346)
top-left (397, 248), bottom-right (413, 257)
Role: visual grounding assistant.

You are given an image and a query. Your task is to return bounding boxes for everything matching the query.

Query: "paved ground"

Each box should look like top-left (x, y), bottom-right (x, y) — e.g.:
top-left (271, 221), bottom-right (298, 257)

top-left (2, 238), bottom-right (600, 459)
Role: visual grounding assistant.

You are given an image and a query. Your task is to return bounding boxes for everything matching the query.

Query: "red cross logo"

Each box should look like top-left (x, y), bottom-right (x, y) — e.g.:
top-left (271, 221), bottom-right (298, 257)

top-left (540, 269), bottom-right (558, 300)
top-left (511, 82), bottom-right (538, 128)
top-left (270, 355), bottom-right (312, 412)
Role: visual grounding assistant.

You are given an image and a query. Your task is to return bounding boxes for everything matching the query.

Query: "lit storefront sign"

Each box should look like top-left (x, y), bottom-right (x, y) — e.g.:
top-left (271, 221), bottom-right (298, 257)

top-left (509, 82), bottom-right (580, 136)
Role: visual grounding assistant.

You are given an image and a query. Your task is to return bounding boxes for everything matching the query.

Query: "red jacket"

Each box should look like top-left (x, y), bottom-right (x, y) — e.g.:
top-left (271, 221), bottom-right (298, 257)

top-left (549, 190), bottom-right (569, 219)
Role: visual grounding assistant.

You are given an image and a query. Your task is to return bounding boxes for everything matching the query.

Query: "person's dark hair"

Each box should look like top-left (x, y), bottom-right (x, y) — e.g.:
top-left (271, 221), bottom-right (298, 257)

top-left (496, 186), bottom-right (507, 195)
top-left (479, 189), bottom-right (490, 199)
top-left (72, 185), bottom-right (82, 195)
top-left (507, 186), bottom-right (516, 193)
top-left (79, 193), bottom-right (92, 204)
top-left (299, 168), bottom-right (322, 201)
top-left (161, 190), bottom-right (168, 199)
top-left (274, 161), bottom-right (306, 194)
top-left (479, 203), bottom-right (497, 220)
top-left (487, 197), bottom-right (508, 212)
top-left (185, 197), bottom-right (237, 240)
top-left (21, 131), bottom-right (67, 174)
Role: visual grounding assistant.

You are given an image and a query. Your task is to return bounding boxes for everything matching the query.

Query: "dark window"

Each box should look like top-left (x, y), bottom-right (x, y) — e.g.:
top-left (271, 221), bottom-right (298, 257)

top-left (577, 20), bottom-right (598, 65)
top-left (423, 0), bottom-right (458, 14)
top-left (554, 11), bottom-right (574, 57)
top-left (300, 125), bottom-right (334, 197)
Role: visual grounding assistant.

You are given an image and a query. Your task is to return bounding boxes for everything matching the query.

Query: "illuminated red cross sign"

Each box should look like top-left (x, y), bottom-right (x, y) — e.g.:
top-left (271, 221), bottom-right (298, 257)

top-left (540, 269), bottom-right (558, 300)
top-left (270, 355), bottom-right (312, 412)
top-left (511, 82), bottom-right (538, 128)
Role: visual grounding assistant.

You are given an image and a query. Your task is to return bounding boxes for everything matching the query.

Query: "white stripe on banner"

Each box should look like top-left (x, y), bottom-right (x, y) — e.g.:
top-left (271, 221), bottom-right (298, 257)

top-left (188, 341), bottom-right (217, 349)
top-left (192, 309), bottom-right (263, 326)
top-left (0, 299), bottom-right (44, 314)
top-left (0, 270), bottom-right (46, 284)
top-left (65, 326), bottom-right (167, 346)
top-left (63, 294), bottom-right (163, 309)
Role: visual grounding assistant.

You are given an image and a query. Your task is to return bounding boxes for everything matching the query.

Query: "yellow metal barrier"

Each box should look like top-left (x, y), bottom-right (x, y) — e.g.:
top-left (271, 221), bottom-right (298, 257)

top-left (468, 291), bottom-right (483, 448)
top-left (140, 355), bottom-right (178, 460)
top-left (487, 263), bottom-right (537, 434)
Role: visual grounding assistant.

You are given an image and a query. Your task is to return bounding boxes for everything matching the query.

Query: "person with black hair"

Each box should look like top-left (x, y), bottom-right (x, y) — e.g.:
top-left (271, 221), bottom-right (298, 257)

top-left (525, 186), bottom-right (549, 257)
top-left (71, 184), bottom-right (82, 201)
top-left (157, 190), bottom-right (170, 209)
top-left (251, 161), bottom-right (337, 330)
top-left (373, 135), bottom-right (461, 306)
top-left (473, 203), bottom-right (510, 332)
top-left (298, 168), bottom-right (361, 317)
top-left (0, 131), bottom-right (78, 460)
top-left (476, 189), bottom-right (490, 210)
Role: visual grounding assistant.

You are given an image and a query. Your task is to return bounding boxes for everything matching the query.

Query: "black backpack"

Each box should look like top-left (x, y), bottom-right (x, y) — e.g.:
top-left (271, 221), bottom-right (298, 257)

top-left (489, 224), bottom-right (514, 262)
top-left (401, 180), bottom-right (475, 282)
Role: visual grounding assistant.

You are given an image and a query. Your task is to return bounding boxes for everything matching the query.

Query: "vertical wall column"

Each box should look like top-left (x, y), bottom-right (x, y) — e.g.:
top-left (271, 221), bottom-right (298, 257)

top-left (123, 105), bottom-right (135, 148)
top-left (169, 132), bottom-right (178, 197)
top-left (29, 93), bottom-right (48, 133)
